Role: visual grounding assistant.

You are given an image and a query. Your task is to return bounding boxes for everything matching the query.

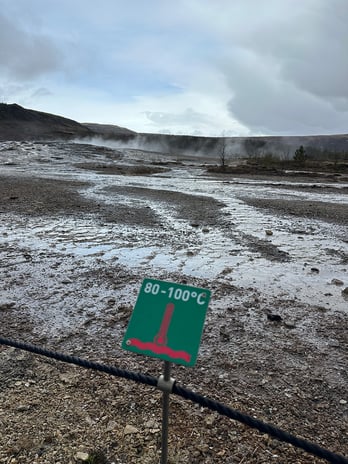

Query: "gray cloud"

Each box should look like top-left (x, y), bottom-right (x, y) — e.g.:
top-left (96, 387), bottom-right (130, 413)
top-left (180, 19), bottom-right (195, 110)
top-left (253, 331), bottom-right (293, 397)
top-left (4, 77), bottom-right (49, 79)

top-left (225, 47), bottom-right (347, 135)
top-left (219, 0), bottom-right (348, 134)
top-left (0, 13), bottom-right (62, 80)
top-left (1, 0), bottom-right (347, 136)
top-left (30, 87), bottom-right (53, 99)
top-left (144, 108), bottom-right (213, 127)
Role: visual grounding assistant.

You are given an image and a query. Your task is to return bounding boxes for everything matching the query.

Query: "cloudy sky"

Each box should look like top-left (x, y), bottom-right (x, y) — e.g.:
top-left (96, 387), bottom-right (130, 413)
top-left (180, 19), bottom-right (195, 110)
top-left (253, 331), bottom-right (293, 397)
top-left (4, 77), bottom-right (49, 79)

top-left (1, 0), bottom-right (347, 136)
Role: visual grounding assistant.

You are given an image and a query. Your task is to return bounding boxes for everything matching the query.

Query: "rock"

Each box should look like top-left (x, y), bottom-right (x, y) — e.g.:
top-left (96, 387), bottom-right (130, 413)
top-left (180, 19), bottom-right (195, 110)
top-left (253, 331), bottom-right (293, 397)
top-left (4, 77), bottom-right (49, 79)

top-left (205, 414), bottom-right (216, 426)
top-left (310, 267), bottom-right (320, 273)
top-left (265, 229), bottom-right (273, 236)
top-left (16, 404), bottom-right (30, 412)
top-left (145, 419), bottom-right (159, 429)
top-left (202, 228), bottom-right (210, 233)
top-left (59, 373), bottom-right (79, 385)
top-left (328, 341), bottom-right (340, 348)
top-left (220, 267), bottom-right (233, 276)
top-left (342, 287), bottom-right (348, 297)
top-left (106, 420), bottom-right (118, 432)
top-left (0, 302), bottom-right (15, 311)
top-left (331, 278), bottom-right (344, 286)
top-left (284, 320), bottom-right (296, 329)
top-left (339, 399), bottom-right (347, 405)
top-left (267, 313), bottom-right (282, 322)
top-left (190, 223), bottom-right (199, 228)
top-left (75, 451), bottom-right (90, 461)
top-left (124, 424), bottom-right (139, 435)
top-left (219, 326), bottom-right (230, 342)
top-left (315, 305), bottom-right (328, 312)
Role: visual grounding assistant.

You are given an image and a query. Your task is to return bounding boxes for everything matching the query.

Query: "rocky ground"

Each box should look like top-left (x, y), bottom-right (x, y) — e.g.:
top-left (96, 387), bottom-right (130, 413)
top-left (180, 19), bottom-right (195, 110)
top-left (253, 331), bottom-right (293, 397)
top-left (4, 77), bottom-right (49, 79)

top-left (0, 142), bottom-right (347, 463)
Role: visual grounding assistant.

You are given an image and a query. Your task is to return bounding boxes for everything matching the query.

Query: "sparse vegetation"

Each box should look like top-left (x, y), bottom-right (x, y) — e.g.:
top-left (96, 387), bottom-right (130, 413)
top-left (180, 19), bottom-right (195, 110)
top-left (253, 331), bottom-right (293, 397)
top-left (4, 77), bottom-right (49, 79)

top-left (207, 149), bottom-right (348, 177)
top-left (293, 145), bottom-right (307, 165)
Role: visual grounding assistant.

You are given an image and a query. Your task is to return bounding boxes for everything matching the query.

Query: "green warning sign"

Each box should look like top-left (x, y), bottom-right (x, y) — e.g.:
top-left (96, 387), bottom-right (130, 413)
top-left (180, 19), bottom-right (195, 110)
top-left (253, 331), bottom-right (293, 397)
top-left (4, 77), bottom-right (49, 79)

top-left (122, 279), bottom-right (211, 366)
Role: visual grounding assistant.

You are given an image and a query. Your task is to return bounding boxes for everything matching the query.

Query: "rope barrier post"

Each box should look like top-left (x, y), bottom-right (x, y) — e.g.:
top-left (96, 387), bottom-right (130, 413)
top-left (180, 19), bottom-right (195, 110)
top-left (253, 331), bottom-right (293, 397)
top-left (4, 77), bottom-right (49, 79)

top-left (158, 361), bottom-right (174, 464)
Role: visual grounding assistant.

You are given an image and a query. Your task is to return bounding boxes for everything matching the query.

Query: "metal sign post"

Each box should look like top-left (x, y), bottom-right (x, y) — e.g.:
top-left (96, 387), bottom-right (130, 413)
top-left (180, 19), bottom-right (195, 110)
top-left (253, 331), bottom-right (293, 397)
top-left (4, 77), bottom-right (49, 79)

top-left (161, 361), bottom-right (172, 464)
top-left (122, 278), bottom-right (211, 463)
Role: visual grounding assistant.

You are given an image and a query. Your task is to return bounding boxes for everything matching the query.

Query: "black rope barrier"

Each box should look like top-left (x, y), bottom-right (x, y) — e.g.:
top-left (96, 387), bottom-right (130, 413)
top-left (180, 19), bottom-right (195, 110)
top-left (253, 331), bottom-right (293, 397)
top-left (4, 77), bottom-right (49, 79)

top-left (172, 384), bottom-right (348, 464)
top-left (0, 336), bottom-right (347, 464)
top-left (0, 336), bottom-right (157, 388)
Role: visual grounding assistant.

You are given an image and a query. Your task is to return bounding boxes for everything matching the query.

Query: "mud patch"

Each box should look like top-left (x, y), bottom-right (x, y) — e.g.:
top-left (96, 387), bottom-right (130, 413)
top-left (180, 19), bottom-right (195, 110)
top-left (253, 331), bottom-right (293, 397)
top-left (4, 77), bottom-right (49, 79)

top-left (0, 175), bottom-right (161, 227)
top-left (105, 185), bottom-right (227, 226)
top-left (0, 175), bottom-right (90, 216)
top-left (76, 162), bottom-right (168, 176)
top-left (237, 232), bottom-right (291, 262)
top-left (240, 196), bottom-right (348, 226)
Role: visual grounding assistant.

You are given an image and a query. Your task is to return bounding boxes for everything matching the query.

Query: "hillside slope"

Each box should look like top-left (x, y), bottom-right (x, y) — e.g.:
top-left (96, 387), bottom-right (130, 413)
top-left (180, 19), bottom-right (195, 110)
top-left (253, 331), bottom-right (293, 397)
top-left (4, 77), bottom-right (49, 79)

top-left (0, 103), bottom-right (92, 141)
top-left (83, 122), bottom-right (136, 137)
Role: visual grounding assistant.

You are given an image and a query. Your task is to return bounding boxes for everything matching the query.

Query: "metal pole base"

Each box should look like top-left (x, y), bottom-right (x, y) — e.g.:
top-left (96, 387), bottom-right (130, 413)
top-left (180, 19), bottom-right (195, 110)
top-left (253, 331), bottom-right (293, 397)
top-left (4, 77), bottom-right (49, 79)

top-left (160, 361), bottom-right (172, 464)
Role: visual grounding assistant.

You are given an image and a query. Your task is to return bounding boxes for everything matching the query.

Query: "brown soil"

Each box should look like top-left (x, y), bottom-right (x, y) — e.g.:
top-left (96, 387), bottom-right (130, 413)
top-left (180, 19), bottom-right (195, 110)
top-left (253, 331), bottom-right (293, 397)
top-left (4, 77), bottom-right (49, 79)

top-left (240, 197), bottom-right (348, 227)
top-left (76, 162), bottom-right (169, 176)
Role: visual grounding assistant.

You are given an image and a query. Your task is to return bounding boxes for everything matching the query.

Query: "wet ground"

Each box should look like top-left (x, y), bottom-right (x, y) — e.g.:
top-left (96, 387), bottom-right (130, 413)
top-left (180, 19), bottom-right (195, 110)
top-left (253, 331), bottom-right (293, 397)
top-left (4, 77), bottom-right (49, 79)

top-left (0, 140), bottom-right (347, 463)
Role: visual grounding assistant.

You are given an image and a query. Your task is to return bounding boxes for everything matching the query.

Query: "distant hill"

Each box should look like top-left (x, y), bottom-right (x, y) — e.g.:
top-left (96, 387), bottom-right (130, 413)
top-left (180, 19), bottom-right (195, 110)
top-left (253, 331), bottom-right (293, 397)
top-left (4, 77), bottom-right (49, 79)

top-left (0, 104), bottom-right (136, 142)
top-left (83, 122), bottom-right (136, 138)
top-left (0, 103), bottom-right (92, 141)
top-left (0, 103), bottom-right (347, 159)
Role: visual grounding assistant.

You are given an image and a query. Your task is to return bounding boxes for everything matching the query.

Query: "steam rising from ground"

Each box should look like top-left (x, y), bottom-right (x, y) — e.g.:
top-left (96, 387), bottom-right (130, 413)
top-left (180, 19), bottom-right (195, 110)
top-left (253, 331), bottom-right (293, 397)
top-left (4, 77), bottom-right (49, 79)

top-left (73, 135), bottom-right (300, 161)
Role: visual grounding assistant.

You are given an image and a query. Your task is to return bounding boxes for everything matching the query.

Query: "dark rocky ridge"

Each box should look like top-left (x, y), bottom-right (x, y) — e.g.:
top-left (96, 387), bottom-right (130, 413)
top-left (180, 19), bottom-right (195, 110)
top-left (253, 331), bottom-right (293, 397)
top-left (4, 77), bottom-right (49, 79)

top-left (0, 103), bottom-right (93, 141)
top-left (82, 122), bottom-right (136, 137)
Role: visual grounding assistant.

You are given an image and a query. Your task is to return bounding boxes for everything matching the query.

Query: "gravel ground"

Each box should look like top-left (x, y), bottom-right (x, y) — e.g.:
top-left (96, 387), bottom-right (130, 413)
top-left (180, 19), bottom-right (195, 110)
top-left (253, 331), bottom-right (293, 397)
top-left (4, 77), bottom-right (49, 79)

top-left (0, 152), bottom-right (347, 464)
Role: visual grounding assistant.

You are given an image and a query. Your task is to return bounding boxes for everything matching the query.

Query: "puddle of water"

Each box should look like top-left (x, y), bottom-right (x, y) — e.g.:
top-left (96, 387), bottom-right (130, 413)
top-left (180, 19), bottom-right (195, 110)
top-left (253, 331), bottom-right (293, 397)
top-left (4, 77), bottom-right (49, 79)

top-left (2, 210), bottom-right (347, 314)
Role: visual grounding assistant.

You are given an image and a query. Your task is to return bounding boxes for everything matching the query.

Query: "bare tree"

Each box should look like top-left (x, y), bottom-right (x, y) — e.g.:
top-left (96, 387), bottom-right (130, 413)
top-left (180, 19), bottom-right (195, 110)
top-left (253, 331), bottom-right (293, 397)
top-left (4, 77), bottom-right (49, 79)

top-left (220, 138), bottom-right (227, 170)
top-left (216, 134), bottom-right (228, 171)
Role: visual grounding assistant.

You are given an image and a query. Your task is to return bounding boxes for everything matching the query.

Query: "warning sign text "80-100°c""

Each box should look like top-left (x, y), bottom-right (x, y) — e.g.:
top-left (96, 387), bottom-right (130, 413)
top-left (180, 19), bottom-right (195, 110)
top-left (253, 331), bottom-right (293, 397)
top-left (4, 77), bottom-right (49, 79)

top-left (143, 281), bottom-right (207, 305)
top-left (122, 279), bottom-right (211, 366)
